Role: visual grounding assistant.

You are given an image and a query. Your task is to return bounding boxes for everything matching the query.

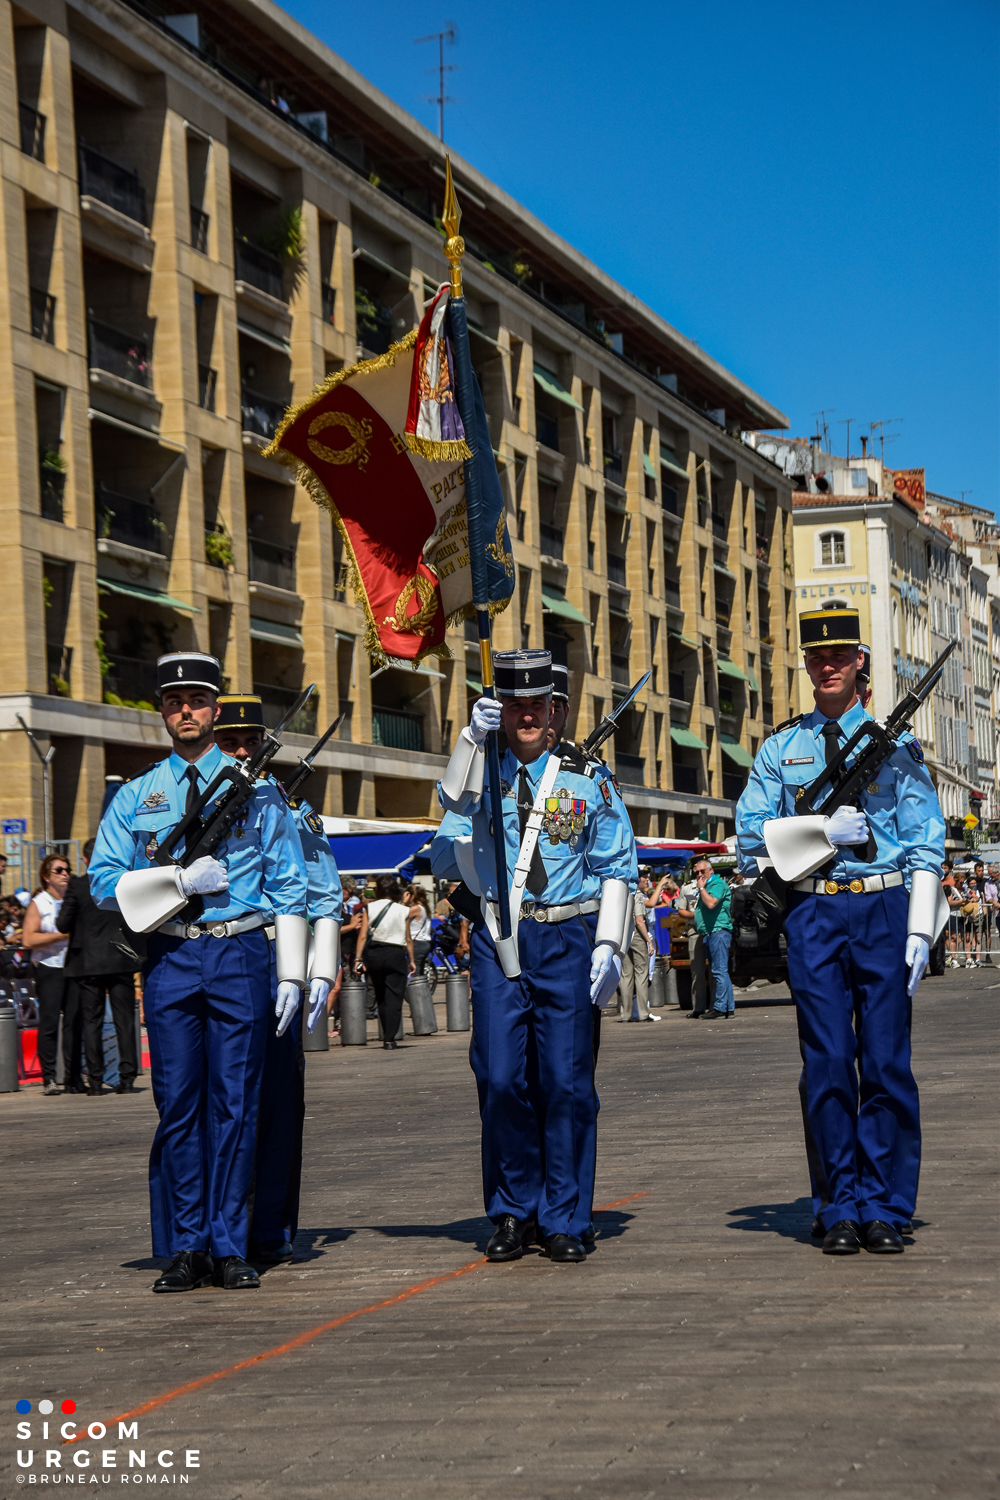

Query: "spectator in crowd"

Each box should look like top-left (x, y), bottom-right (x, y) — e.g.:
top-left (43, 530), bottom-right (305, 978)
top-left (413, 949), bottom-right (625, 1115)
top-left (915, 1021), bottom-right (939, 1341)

top-left (942, 861), bottom-right (964, 968)
top-left (674, 873), bottom-right (711, 1017)
top-left (0, 852), bottom-right (7, 895)
top-left (983, 866), bottom-right (999, 963)
top-left (405, 884), bottom-right (434, 973)
top-left (615, 870), bottom-right (658, 1022)
top-left (692, 857), bottom-right (735, 1020)
top-left (21, 853), bottom-right (80, 1095)
top-left (435, 882), bottom-right (471, 969)
top-left (354, 874), bottom-right (415, 1050)
top-left (962, 878), bottom-right (984, 968)
top-left (55, 837), bottom-right (144, 1094)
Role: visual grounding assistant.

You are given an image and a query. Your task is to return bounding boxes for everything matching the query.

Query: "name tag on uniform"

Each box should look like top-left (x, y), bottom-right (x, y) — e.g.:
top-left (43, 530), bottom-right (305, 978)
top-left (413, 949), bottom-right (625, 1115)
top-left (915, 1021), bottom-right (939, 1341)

top-left (782, 757), bottom-right (814, 766)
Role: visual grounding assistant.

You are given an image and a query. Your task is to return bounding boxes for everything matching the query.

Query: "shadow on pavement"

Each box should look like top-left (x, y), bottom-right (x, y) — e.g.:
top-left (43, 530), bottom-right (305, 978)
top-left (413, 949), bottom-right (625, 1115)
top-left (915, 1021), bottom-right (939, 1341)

top-left (290, 1227), bottom-right (356, 1261)
top-left (726, 1197), bottom-right (815, 1244)
top-left (368, 1216), bottom-right (493, 1248)
top-left (591, 1209), bottom-right (638, 1241)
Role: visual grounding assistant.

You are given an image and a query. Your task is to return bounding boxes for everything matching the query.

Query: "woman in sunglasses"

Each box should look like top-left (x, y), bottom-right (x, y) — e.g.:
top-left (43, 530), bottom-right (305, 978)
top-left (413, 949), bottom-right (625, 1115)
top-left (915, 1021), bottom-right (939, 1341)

top-left (22, 854), bottom-right (84, 1095)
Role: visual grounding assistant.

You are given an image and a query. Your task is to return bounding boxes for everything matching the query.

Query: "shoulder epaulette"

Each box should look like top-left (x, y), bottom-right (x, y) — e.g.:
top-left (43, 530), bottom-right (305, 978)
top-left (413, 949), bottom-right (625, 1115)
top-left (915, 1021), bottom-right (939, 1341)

top-left (556, 740), bottom-right (599, 779)
top-left (125, 761), bottom-right (163, 784)
top-left (767, 713), bottom-right (804, 739)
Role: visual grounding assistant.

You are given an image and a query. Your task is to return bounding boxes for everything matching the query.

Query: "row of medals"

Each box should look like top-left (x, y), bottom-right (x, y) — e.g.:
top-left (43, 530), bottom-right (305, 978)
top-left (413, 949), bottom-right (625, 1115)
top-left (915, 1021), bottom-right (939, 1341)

top-left (544, 789), bottom-right (586, 848)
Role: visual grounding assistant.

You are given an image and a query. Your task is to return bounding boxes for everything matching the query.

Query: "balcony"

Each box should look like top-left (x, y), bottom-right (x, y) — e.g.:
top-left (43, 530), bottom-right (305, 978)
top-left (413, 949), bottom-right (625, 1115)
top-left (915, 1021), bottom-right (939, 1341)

top-left (255, 683), bottom-right (318, 737)
top-left (615, 752), bottom-right (645, 785)
top-left (669, 671), bottom-right (685, 701)
top-left (249, 535), bottom-right (296, 592)
top-left (672, 764), bottom-right (699, 794)
top-left (96, 486), bottom-right (167, 554)
top-left (19, 102), bottom-right (45, 161)
top-left (235, 238), bottom-right (284, 301)
top-left (189, 205), bottom-right (209, 253)
top-left (88, 319), bottom-right (152, 388)
top-left (198, 364), bottom-right (217, 412)
top-left (103, 654), bottom-right (158, 707)
top-left (536, 412), bottom-right (560, 452)
top-left (722, 773), bottom-right (746, 802)
top-left (30, 289), bottom-right (56, 344)
top-left (711, 511), bottom-right (727, 541)
top-left (604, 449), bottom-right (624, 485)
top-left (40, 464), bottom-right (65, 522)
top-left (79, 144), bottom-right (146, 224)
top-left (664, 577), bottom-right (681, 607)
top-left (611, 653), bottom-right (631, 688)
top-left (607, 554), bottom-right (628, 587)
top-left (539, 523), bottom-right (564, 560)
top-left (762, 699), bottom-right (774, 725)
top-left (322, 284), bottom-right (336, 325)
top-left (662, 485), bottom-right (679, 516)
top-left (241, 388), bottom-right (285, 440)
top-left (373, 707), bottom-right (424, 752)
top-left (47, 643), bottom-right (72, 697)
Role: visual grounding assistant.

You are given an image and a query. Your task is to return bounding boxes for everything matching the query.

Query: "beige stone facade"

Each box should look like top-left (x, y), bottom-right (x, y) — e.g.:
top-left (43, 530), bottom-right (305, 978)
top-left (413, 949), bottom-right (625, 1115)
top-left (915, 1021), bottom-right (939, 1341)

top-left (1, 0), bottom-right (797, 865)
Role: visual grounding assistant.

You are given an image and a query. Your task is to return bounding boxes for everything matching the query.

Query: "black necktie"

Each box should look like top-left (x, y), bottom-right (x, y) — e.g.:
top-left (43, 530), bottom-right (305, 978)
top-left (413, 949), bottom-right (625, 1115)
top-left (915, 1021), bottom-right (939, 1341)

top-left (822, 720), bottom-right (841, 768)
top-left (515, 766), bottom-right (548, 899)
top-left (184, 764), bottom-right (201, 814)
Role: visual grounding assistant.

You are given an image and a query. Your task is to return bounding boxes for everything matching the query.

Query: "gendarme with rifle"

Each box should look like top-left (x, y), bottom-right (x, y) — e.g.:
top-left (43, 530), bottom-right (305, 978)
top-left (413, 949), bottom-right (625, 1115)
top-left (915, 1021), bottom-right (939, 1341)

top-left (735, 603), bottom-right (948, 1258)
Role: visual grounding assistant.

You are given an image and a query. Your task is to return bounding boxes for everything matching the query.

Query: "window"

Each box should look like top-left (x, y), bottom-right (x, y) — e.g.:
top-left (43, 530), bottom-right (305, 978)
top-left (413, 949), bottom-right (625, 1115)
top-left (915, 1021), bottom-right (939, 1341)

top-left (817, 529), bottom-right (847, 568)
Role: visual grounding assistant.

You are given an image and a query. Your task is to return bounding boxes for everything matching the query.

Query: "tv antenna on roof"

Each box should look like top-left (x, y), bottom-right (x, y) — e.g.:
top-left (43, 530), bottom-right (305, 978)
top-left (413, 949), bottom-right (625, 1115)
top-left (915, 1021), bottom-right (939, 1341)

top-left (812, 409), bottom-right (834, 451)
top-left (838, 416), bottom-right (857, 461)
top-left (867, 418), bottom-right (903, 462)
top-left (416, 22), bottom-right (457, 142)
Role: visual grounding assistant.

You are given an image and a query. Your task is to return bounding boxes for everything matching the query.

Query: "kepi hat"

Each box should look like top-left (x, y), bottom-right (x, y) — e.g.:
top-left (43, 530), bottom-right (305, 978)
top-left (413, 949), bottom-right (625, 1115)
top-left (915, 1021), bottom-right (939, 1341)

top-left (551, 662), bottom-right (570, 702)
top-left (493, 648), bottom-right (552, 698)
top-left (799, 601), bottom-right (861, 651)
top-left (215, 694), bottom-right (265, 730)
top-left (156, 652), bottom-right (221, 695)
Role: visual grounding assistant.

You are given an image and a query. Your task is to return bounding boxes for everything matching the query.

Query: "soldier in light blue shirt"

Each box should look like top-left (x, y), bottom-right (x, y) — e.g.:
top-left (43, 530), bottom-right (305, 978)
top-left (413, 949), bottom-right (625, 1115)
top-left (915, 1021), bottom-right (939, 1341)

top-left (88, 655), bottom-right (309, 1294)
top-left (438, 648), bottom-right (637, 1265)
top-left (737, 605), bottom-right (945, 1257)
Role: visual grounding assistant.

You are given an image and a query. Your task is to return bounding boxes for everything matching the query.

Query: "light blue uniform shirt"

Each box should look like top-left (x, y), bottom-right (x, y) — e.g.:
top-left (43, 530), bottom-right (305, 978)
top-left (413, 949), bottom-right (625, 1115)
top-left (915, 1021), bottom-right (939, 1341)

top-left (286, 794), bottom-right (343, 923)
top-left (90, 745), bottom-right (308, 921)
top-left (737, 700), bottom-right (945, 882)
top-left (438, 744), bottom-right (637, 904)
top-left (430, 809), bottom-right (472, 882)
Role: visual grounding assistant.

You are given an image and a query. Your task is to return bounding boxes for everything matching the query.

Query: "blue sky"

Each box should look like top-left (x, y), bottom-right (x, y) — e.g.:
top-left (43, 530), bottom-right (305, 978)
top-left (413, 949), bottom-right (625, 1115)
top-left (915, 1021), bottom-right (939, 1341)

top-left (287, 0), bottom-right (999, 514)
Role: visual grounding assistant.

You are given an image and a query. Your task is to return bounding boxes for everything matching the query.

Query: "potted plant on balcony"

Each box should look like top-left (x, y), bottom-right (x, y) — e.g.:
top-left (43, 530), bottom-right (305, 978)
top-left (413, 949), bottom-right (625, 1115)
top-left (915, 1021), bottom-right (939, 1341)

top-left (204, 521), bottom-right (235, 570)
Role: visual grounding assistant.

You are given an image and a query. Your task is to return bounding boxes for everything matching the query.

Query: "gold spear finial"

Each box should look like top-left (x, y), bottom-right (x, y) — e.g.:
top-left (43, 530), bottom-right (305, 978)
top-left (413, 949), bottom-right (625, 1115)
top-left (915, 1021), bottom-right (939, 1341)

top-left (441, 154), bottom-right (465, 299)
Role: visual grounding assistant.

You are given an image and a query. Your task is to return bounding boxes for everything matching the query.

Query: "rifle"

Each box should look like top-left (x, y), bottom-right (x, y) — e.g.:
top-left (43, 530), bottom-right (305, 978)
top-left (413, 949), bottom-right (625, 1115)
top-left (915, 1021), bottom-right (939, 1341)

top-left (153, 684), bottom-right (315, 919)
top-left (748, 641), bottom-right (956, 931)
top-left (582, 671), bottom-right (652, 759)
top-left (279, 712), bottom-right (344, 803)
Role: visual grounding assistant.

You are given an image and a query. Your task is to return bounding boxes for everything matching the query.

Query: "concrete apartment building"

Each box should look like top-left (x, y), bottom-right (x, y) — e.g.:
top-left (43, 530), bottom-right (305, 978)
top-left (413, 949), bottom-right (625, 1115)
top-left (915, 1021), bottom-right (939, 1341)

top-left (756, 433), bottom-right (999, 846)
top-left (0, 0), bottom-right (798, 861)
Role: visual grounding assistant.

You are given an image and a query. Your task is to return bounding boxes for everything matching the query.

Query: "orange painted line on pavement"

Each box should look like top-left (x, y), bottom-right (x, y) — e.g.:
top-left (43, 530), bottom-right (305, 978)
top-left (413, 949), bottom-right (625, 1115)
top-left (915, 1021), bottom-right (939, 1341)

top-left (64, 1189), bottom-right (651, 1443)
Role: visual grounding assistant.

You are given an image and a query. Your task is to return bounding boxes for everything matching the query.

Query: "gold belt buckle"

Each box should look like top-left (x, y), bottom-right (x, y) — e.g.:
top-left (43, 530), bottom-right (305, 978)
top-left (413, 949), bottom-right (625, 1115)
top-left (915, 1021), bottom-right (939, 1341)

top-left (209, 922), bottom-right (228, 938)
top-left (849, 879), bottom-right (864, 894)
top-left (824, 880), bottom-right (839, 895)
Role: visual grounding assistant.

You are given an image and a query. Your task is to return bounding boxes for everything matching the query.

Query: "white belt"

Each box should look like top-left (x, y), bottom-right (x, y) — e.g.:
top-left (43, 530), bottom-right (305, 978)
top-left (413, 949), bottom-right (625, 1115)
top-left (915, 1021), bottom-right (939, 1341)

top-left (519, 898), bottom-right (601, 924)
top-left (793, 871), bottom-right (904, 896)
top-left (159, 912), bottom-right (275, 940)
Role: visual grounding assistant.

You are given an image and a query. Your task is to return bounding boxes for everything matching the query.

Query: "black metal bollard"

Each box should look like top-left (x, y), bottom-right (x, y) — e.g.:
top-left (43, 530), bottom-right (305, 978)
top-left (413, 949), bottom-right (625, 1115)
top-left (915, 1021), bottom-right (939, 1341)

top-left (339, 977), bottom-right (369, 1046)
top-left (0, 1003), bottom-right (19, 1092)
top-left (445, 972), bottom-right (471, 1031)
top-left (303, 995), bottom-right (329, 1052)
top-left (406, 974), bottom-right (438, 1035)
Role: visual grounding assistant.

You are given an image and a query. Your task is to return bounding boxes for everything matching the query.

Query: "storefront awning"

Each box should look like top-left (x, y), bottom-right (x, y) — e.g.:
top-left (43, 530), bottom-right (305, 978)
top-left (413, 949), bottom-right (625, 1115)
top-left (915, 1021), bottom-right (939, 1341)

top-left (97, 577), bottom-right (200, 613)
top-left (542, 586), bottom-right (590, 624)
top-left (670, 725), bottom-right (708, 750)
top-left (533, 366), bottom-right (583, 411)
top-left (249, 616), bottom-right (303, 647)
top-left (659, 453), bottom-right (690, 483)
top-left (720, 735), bottom-right (754, 768)
top-left (327, 828), bottom-right (432, 875)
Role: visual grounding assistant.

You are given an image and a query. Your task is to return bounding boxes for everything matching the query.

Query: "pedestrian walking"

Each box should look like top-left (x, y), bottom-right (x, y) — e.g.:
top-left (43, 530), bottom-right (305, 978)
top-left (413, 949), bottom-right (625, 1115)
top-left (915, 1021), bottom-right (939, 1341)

top-left (355, 875), bottom-right (415, 1049)
top-left (614, 871), bottom-right (657, 1022)
top-left (21, 853), bottom-right (81, 1095)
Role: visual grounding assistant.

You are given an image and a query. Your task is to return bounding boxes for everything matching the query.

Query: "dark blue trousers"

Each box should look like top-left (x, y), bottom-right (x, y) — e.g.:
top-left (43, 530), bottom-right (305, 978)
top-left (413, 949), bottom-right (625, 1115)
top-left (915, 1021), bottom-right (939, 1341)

top-left (470, 913), bottom-right (599, 1240)
top-left (143, 930), bottom-right (272, 1258)
top-left (786, 886), bottom-right (920, 1230)
top-left (249, 945), bottom-right (305, 1250)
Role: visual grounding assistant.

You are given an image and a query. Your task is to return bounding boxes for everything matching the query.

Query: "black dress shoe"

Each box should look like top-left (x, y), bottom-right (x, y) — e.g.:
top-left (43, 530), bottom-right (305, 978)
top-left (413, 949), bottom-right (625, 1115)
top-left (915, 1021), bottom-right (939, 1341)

top-left (899, 1219), bottom-right (914, 1235)
top-left (116, 1080), bottom-right (137, 1094)
top-left (152, 1251), bottom-right (214, 1293)
top-left (811, 1217), bottom-right (824, 1238)
top-left (862, 1221), bottom-right (904, 1254)
top-left (822, 1220), bottom-right (862, 1255)
top-left (249, 1241), bottom-right (294, 1265)
top-left (543, 1233), bottom-right (586, 1263)
top-left (382, 1040), bottom-right (398, 1051)
top-left (581, 1221), bottom-right (597, 1244)
top-left (217, 1255), bottom-right (260, 1289)
top-left (486, 1215), bottom-right (533, 1262)
top-left (86, 1084), bottom-right (106, 1096)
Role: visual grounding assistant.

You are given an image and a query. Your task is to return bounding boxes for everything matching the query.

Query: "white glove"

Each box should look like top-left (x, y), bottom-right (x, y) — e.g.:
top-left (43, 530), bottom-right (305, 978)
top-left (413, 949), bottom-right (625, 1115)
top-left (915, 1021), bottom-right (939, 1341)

top-left (469, 696), bottom-right (502, 745)
top-left (176, 856), bottom-right (229, 897)
top-left (275, 980), bottom-right (301, 1037)
top-left (590, 941), bottom-right (623, 1008)
top-left (824, 806), bottom-right (867, 847)
top-left (306, 977), bottom-right (330, 1033)
top-left (905, 934), bottom-right (930, 997)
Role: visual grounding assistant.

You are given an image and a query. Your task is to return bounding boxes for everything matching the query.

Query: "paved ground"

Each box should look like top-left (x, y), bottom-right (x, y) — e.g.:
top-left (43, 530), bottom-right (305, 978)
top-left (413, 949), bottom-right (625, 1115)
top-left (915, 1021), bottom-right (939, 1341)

top-left (2, 966), bottom-right (997, 1499)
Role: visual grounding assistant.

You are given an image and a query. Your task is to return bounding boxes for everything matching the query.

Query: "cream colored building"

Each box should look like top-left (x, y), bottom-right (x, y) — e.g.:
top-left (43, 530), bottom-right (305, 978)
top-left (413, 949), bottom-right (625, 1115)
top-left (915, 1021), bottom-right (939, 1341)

top-left (1, 0), bottom-right (797, 866)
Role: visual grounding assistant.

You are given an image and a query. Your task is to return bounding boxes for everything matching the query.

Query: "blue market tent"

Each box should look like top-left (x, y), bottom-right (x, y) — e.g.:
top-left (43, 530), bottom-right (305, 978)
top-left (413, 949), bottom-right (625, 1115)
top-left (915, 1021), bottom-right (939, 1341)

top-left (328, 829), bottom-right (433, 876)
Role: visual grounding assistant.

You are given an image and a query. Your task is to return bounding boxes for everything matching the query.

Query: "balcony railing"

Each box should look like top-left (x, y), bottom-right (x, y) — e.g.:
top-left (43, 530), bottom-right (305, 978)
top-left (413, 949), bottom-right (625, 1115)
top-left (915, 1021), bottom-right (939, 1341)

top-left (662, 485), bottom-right (679, 516)
top-left (234, 238), bottom-right (285, 301)
top-left (539, 523), bottom-right (564, 559)
top-left (88, 319), bottom-right (152, 388)
top-left (615, 752), bottom-right (645, 785)
top-left (607, 554), bottom-right (628, 587)
top-left (711, 512), bottom-right (727, 541)
top-left (241, 388), bottom-right (285, 440)
top-left (96, 485), bottom-right (167, 554)
top-left (103, 654), bottom-right (158, 707)
top-left (78, 143), bottom-right (146, 224)
top-left (536, 412), bottom-right (560, 452)
top-left (672, 764), bottom-right (699, 794)
top-left (322, 283), bottom-right (336, 324)
top-left (255, 683), bottom-right (318, 737)
top-left (664, 578), bottom-right (681, 605)
top-left (669, 672), bottom-right (685, 701)
top-left (372, 707), bottom-right (424, 752)
top-left (30, 289), bottom-right (56, 343)
top-left (19, 102), bottom-right (46, 161)
top-left (40, 466), bottom-right (65, 522)
top-left (198, 364), bottom-right (217, 411)
top-left (47, 643), bottom-right (72, 696)
top-left (611, 653), bottom-right (631, 688)
top-left (190, 205), bottom-right (209, 253)
top-left (249, 536), bottom-right (296, 592)
top-left (604, 449), bottom-right (623, 484)
top-left (722, 772), bottom-right (747, 802)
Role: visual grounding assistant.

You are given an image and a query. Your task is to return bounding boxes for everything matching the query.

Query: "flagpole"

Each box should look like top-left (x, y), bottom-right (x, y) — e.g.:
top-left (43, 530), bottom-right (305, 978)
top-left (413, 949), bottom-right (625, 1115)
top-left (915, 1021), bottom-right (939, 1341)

top-left (441, 158), bottom-right (515, 958)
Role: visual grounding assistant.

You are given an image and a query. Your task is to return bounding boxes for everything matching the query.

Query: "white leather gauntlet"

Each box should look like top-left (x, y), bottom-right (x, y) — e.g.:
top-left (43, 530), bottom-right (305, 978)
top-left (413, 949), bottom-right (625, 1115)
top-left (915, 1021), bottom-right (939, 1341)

top-left (440, 726), bottom-right (485, 806)
top-left (762, 816), bottom-right (837, 882)
top-left (115, 865), bottom-right (188, 933)
top-left (309, 917), bottom-right (341, 983)
top-left (595, 878), bottom-right (631, 955)
top-left (908, 868), bottom-right (949, 944)
top-left (274, 913), bottom-right (309, 987)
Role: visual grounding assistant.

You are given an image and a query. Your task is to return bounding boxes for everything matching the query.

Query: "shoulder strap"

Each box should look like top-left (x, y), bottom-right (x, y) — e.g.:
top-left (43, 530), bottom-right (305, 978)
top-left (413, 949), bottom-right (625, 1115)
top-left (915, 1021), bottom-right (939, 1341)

top-left (767, 712), bottom-right (805, 739)
top-left (368, 901), bottom-right (391, 934)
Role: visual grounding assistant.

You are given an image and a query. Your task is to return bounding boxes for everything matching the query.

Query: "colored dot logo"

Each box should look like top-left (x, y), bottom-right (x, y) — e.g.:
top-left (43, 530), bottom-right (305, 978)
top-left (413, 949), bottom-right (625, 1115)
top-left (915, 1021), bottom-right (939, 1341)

top-left (14, 1398), bottom-right (76, 1414)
